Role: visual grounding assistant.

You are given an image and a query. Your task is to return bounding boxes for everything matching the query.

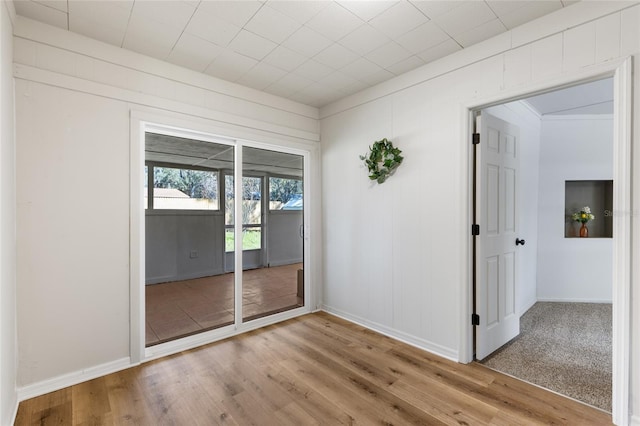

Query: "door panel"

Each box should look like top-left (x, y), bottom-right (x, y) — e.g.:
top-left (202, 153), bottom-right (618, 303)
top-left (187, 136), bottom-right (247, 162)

top-left (476, 112), bottom-right (521, 360)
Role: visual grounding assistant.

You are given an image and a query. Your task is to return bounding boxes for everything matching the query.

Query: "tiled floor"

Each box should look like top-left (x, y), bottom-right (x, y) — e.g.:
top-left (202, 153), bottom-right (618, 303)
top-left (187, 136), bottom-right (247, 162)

top-left (145, 263), bottom-right (303, 346)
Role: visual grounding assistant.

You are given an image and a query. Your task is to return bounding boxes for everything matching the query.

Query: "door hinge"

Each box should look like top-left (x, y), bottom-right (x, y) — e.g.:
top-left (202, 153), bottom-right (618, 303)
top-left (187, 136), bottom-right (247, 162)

top-left (472, 313), bottom-right (480, 326)
top-left (472, 133), bottom-right (480, 145)
top-left (471, 224), bottom-right (480, 236)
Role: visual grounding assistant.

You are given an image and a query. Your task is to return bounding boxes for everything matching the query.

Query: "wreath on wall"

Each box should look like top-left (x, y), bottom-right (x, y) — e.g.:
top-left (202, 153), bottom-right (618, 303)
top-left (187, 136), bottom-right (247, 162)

top-left (359, 138), bottom-right (404, 184)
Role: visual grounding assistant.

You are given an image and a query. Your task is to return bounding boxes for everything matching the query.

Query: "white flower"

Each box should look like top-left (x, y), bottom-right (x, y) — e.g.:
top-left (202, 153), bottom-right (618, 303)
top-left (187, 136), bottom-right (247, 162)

top-left (583, 206), bottom-right (591, 214)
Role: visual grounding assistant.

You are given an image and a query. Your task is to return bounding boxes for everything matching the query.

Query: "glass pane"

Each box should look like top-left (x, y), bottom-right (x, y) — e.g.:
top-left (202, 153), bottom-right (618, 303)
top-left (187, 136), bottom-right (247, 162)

top-left (152, 166), bottom-right (218, 210)
top-left (226, 227), bottom-right (262, 252)
top-left (144, 133), bottom-right (234, 346)
top-left (269, 177), bottom-right (303, 210)
top-left (242, 146), bottom-right (304, 322)
top-left (225, 175), bottom-right (262, 226)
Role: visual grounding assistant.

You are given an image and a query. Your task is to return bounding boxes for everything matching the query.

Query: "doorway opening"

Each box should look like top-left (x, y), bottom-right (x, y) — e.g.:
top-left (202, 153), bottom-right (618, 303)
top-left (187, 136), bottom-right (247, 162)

top-left (466, 59), bottom-right (632, 425)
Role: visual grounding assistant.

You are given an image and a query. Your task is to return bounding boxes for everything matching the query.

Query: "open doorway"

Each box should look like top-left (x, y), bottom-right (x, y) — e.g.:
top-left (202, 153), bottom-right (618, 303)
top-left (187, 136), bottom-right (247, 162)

top-left (472, 78), bottom-right (615, 411)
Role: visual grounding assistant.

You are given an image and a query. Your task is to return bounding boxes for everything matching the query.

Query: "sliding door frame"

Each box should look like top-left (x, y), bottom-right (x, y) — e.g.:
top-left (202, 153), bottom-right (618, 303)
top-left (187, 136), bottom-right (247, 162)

top-left (130, 110), bottom-right (315, 364)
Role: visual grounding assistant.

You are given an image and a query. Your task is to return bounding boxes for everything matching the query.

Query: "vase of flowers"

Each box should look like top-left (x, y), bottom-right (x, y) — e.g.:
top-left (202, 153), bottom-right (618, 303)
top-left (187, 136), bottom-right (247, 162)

top-left (571, 206), bottom-right (595, 238)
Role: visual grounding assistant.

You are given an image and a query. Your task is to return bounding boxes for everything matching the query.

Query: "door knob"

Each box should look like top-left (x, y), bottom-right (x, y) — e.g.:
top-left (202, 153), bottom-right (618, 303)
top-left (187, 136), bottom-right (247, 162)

top-left (516, 238), bottom-right (525, 246)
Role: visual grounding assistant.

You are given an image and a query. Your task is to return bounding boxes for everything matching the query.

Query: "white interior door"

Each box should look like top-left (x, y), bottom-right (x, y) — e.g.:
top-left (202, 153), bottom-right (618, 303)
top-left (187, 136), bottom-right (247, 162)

top-left (476, 112), bottom-right (521, 360)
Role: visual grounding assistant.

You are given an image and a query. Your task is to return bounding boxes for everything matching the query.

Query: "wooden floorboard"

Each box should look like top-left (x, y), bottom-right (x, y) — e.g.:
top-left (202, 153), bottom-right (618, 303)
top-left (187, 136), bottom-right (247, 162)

top-left (15, 312), bottom-right (612, 425)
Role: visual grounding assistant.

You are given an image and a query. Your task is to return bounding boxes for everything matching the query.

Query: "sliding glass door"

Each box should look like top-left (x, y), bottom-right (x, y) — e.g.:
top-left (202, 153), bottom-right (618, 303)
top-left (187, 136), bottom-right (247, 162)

top-left (142, 128), bottom-right (308, 348)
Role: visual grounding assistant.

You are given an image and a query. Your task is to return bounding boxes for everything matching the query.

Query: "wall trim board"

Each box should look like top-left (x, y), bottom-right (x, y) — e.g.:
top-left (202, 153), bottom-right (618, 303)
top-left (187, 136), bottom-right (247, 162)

top-left (267, 259), bottom-right (303, 268)
top-left (322, 305), bottom-right (459, 362)
top-left (145, 268), bottom-right (226, 285)
top-left (536, 298), bottom-right (613, 304)
top-left (519, 298), bottom-right (538, 317)
top-left (319, 2), bottom-right (636, 119)
top-left (13, 16), bottom-right (319, 121)
top-left (4, 397), bottom-right (18, 426)
top-left (17, 357), bottom-right (132, 402)
top-left (3, 0), bottom-right (15, 25)
top-left (14, 64), bottom-right (320, 143)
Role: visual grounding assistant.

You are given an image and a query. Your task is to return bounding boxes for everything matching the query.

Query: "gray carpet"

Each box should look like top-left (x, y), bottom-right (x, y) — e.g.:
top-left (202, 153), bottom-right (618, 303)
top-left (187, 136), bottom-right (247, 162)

top-left (481, 302), bottom-right (612, 412)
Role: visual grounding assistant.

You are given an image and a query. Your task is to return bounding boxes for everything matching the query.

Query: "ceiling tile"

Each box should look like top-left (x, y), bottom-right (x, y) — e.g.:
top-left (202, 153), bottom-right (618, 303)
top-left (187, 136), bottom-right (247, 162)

top-left (313, 43), bottom-right (359, 70)
top-left (293, 59), bottom-right (334, 82)
top-left (262, 46), bottom-right (308, 72)
top-left (244, 5), bottom-right (302, 44)
top-left (122, 13), bottom-right (183, 60)
top-left (386, 55), bottom-right (425, 75)
top-left (497, 1), bottom-right (563, 29)
top-left (265, 0), bottom-right (329, 24)
top-left (196, 1), bottom-right (263, 27)
top-left (15, 0), bottom-right (68, 30)
top-left (337, 1), bottom-right (398, 22)
top-left (365, 41), bottom-right (413, 69)
top-left (282, 26), bottom-right (333, 57)
top-left (369, 1), bottom-right (429, 39)
top-left (305, 2), bottom-right (364, 41)
top-left (228, 30), bottom-right (277, 61)
top-left (237, 62), bottom-right (288, 90)
top-left (409, 0), bottom-right (461, 19)
top-left (416, 38), bottom-right (462, 63)
top-left (204, 50), bottom-right (258, 82)
top-left (317, 71), bottom-right (364, 93)
top-left (167, 33), bottom-right (222, 73)
top-left (68, 1), bottom-right (132, 47)
top-left (338, 24), bottom-right (389, 55)
top-left (360, 68), bottom-right (396, 86)
top-left (33, 0), bottom-right (67, 13)
top-left (129, 1), bottom-right (195, 29)
top-left (453, 18), bottom-right (507, 48)
top-left (339, 57), bottom-right (384, 79)
top-left (266, 73), bottom-right (314, 96)
top-left (486, 1), bottom-right (530, 17)
top-left (185, 8), bottom-right (242, 47)
top-left (433, 2), bottom-right (497, 36)
top-left (395, 21), bottom-right (450, 54)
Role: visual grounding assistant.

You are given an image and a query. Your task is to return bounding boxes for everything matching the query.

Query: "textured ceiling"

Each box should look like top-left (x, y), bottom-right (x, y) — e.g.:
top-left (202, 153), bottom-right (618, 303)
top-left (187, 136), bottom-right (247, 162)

top-left (14, 0), bottom-right (580, 108)
top-left (523, 78), bottom-right (614, 115)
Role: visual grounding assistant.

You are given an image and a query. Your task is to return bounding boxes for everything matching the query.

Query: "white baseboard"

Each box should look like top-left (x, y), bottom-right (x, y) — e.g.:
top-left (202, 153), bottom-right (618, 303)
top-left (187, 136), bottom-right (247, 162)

top-left (519, 297), bottom-right (537, 316)
top-left (268, 258), bottom-right (303, 267)
top-left (630, 414), bottom-right (640, 426)
top-left (536, 298), bottom-right (613, 304)
top-left (17, 357), bottom-right (132, 402)
top-left (146, 269), bottom-right (225, 285)
top-left (322, 305), bottom-right (458, 362)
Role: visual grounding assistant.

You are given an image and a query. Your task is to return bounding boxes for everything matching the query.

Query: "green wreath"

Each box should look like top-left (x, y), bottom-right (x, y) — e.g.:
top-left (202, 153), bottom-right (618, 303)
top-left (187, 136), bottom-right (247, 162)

top-left (359, 138), bottom-right (404, 184)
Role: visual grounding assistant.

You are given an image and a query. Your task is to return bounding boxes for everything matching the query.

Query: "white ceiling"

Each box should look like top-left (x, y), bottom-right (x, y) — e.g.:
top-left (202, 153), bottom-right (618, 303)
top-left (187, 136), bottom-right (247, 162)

top-left (523, 78), bottom-right (614, 115)
top-left (14, 0), bottom-right (580, 108)
top-left (146, 133), bottom-right (304, 176)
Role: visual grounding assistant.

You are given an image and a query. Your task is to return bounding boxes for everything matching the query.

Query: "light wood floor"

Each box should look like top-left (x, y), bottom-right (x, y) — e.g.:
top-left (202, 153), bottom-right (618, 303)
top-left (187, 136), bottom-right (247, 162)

top-left (146, 263), bottom-right (303, 346)
top-left (15, 312), bottom-right (611, 425)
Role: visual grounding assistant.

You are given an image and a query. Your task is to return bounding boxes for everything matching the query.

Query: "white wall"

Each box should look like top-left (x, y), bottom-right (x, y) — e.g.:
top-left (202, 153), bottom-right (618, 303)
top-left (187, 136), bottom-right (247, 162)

top-left (485, 102), bottom-right (541, 315)
top-left (0, 1), bottom-right (17, 424)
top-left (13, 15), bottom-right (320, 395)
top-left (145, 212), bottom-right (225, 284)
top-left (267, 211), bottom-right (303, 267)
top-left (536, 116), bottom-right (613, 302)
top-left (320, 2), bottom-right (640, 422)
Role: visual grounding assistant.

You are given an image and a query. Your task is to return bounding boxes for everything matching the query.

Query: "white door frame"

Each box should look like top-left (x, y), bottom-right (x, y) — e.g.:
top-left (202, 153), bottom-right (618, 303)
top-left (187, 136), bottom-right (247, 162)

top-left (129, 109), bottom-right (315, 363)
top-left (460, 57), bottom-right (632, 425)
